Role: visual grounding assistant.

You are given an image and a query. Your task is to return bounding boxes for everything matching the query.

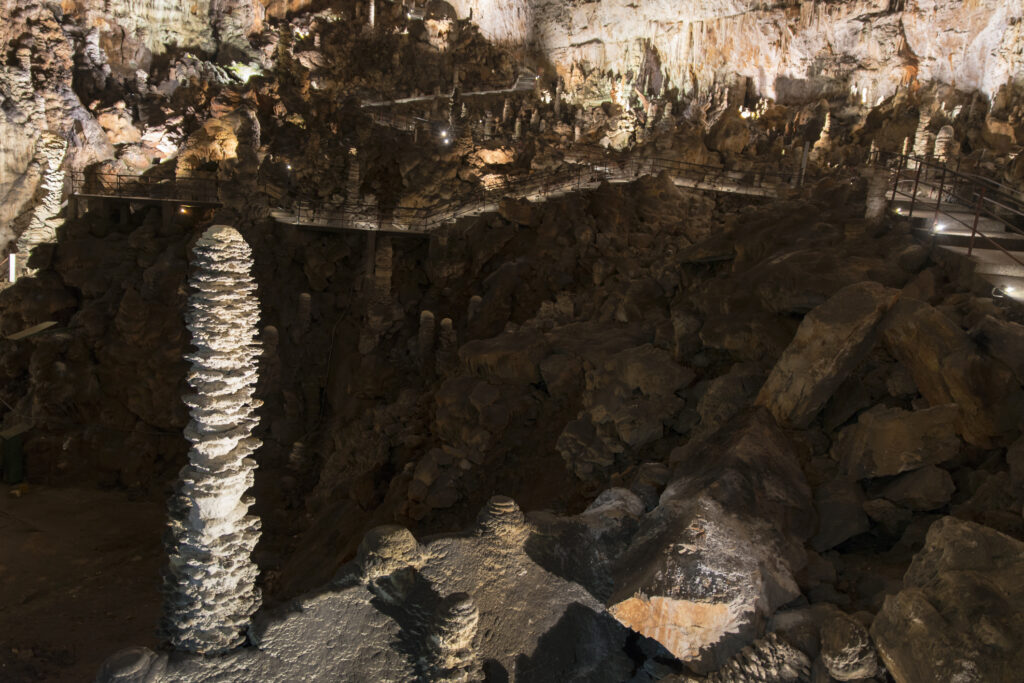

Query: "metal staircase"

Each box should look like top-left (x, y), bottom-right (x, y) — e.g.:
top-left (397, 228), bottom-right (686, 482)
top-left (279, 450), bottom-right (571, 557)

top-left (886, 153), bottom-right (1024, 303)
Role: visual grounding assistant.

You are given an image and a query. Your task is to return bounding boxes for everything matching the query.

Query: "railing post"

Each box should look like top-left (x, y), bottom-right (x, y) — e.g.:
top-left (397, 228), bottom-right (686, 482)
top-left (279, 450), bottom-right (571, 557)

top-left (967, 188), bottom-right (985, 257)
top-left (910, 162), bottom-right (923, 214)
top-left (890, 153), bottom-right (904, 203)
top-left (932, 166), bottom-right (946, 228)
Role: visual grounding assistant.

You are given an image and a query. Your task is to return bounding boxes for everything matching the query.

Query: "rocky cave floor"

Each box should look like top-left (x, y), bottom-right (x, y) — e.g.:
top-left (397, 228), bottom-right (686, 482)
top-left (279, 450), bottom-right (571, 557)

top-left (2, 0), bottom-right (1024, 681)
top-left (4, 170), bottom-right (1024, 681)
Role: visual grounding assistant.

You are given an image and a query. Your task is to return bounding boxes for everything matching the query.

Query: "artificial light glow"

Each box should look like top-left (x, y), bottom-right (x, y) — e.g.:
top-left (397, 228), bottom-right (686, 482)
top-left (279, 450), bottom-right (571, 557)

top-left (934, 223), bottom-right (945, 232)
top-left (180, 207), bottom-right (188, 214)
top-left (1007, 286), bottom-right (1017, 293)
top-left (227, 62), bottom-right (262, 83)
top-left (286, 164), bottom-right (292, 170)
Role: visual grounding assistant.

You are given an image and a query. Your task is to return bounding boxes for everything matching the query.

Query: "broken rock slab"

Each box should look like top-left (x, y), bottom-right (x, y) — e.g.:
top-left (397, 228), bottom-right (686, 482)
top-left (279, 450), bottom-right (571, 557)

top-left (879, 465), bottom-right (955, 511)
top-left (834, 403), bottom-right (961, 479)
top-left (871, 516), bottom-right (1024, 683)
top-left (608, 411), bottom-right (814, 673)
top-left (882, 299), bottom-right (1024, 447)
top-left (757, 281), bottom-right (899, 429)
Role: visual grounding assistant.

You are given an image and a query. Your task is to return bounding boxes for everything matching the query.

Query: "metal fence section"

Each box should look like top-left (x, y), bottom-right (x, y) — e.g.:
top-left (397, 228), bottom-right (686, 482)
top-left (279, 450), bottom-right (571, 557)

top-left (882, 151), bottom-right (1024, 268)
top-left (275, 146), bottom-right (807, 234)
top-left (68, 171), bottom-right (221, 205)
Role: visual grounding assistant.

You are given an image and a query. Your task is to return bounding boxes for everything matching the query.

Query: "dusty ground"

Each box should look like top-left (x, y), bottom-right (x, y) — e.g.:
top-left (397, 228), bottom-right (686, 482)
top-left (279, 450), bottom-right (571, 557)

top-left (0, 484), bottom-right (164, 682)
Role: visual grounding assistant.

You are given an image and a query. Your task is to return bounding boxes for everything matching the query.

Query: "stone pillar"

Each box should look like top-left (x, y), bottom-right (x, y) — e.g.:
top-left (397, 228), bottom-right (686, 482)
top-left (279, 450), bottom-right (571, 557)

top-left (427, 593), bottom-right (481, 681)
top-left (513, 117), bottom-right (522, 140)
top-left (418, 310), bottom-right (436, 370)
top-left (502, 98), bottom-right (512, 125)
top-left (295, 292), bottom-right (312, 339)
top-left (467, 295), bottom-right (482, 324)
top-left (935, 125), bottom-right (955, 163)
top-left (912, 112), bottom-right (932, 158)
top-left (373, 235), bottom-right (393, 298)
top-left (436, 317), bottom-right (457, 375)
top-left (864, 167), bottom-right (888, 222)
top-left (554, 80), bottom-right (562, 119)
top-left (17, 132), bottom-right (68, 255)
top-left (161, 226), bottom-right (263, 654)
top-left (483, 109), bottom-right (493, 138)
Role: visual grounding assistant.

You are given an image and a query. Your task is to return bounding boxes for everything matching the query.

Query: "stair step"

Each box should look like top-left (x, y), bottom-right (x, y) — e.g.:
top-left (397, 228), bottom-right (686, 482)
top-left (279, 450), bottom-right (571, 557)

top-left (936, 245), bottom-right (1024, 277)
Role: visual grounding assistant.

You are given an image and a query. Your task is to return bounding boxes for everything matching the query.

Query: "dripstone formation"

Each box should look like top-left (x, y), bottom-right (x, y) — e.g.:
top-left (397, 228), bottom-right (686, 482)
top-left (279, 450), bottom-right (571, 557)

top-left (160, 225), bottom-right (263, 654)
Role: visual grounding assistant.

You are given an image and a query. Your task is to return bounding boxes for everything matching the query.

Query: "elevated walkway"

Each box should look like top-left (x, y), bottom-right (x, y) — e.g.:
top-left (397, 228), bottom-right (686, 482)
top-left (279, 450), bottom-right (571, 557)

top-left (885, 153), bottom-right (1024, 303)
top-left (272, 148), bottom-right (802, 234)
top-left (68, 172), bottom-right (221, 207)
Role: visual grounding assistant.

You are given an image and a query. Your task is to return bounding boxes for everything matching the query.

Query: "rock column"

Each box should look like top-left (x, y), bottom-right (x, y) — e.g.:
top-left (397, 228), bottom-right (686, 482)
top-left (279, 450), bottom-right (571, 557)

top-left (16, 133), bottom-right (68, 256)
top-left (161, 226), bottom-right (263, 654)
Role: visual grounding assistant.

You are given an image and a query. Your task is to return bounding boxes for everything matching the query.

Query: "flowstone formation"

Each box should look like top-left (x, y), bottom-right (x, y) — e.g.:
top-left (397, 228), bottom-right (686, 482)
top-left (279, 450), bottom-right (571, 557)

top-left (161, 225), bottom-right (263, 654)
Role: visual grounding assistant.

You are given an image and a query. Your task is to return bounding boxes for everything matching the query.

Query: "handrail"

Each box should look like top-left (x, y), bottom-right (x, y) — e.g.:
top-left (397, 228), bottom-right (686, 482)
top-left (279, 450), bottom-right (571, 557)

top-left (880, 152), bottom-right (1024, 227)
top-left (881, 152), bottom-right (1024, 270)
top-left (68, 171), bottom-right (220, 203)
top-left (282, 147), bottom-right (807, 232)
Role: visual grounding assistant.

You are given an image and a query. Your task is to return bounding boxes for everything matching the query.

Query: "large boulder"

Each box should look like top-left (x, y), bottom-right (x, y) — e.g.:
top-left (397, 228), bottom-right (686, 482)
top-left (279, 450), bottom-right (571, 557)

top-left (458, 328), bottom-right (549, 384)
top-left (871, 517), bottom-right (1024, 683)
top-left (810, 479), bottom-right (870, 552)
top-left (608, 412), bottom-right (813, 673)
top-left (879, 465), bottom-right (955, 511)
top-left (757, 281), bottom-right (899, 428)
top-left (971, 314), bottom-right (1024, 385)
top-left (834, 403), bottom-right (961, 478)
top-left (882, 299), bottom-right (1023, 447)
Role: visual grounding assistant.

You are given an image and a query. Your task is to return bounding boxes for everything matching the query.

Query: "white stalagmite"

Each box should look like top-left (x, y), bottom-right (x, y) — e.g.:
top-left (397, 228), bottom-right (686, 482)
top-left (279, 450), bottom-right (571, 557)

top-left (16, 133), bottom-right (68, 255)
top-left (913, 112), bottom-right (933, 158)
top-left (161, 225), bottom-right (263, 654)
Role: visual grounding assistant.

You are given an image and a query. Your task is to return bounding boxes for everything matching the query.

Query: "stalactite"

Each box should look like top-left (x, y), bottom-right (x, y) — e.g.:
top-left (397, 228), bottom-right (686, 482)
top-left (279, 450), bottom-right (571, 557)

top-left (160, 225), bottom-right (263, 654)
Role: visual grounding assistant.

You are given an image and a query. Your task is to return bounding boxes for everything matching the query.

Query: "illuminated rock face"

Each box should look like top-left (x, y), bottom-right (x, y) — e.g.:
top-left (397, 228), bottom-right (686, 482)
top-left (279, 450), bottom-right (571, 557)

top-left (454, 0), bottom-right (1022, 100)
top-left (161, 225), bottom-right (263, 654)
top-left (608, 412), bottom-right (813, 673)
top-left (16, 133), bottom-right (68, 255)
top-left (66, 0), bottom-right (265, 57)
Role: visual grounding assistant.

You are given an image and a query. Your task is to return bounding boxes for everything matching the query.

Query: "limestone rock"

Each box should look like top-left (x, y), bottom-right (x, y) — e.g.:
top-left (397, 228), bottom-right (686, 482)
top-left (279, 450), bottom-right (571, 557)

top-left (609, 412), bottom-right (812, 673)
top-left (879, 466), bottom-right (956, 511)
top-left (459, 328), bottom-right (548, 384)
top-left (820, 611), bottom-right (879, 681)
top-left (100, 497), bottom-right (637, 681)
top-left (882, 299), bottom-right (1023, 447)
top-left (757, 282), bottom-right (899, 429)
top-left (810, 479), bottom-right (870, 552)
top-left (871, 517), bottom-right (1024, 683)
top-left (702, 633), bottom-right (812, 683)
top-left (160, 226), bottom-right (263, 654)
top-left (972, 315), bottom-right (1024, 385)
top-left (834, 404), bottom-right (961, 479)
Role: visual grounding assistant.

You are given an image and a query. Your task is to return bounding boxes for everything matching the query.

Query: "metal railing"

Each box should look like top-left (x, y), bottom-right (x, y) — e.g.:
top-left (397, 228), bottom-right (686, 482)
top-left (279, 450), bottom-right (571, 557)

top-left (881, 151), bottom-right (1024, 268)
top-left (68, 171), bottom-right (220, 204)
top-left (279, 146), bottom-right (808, 233)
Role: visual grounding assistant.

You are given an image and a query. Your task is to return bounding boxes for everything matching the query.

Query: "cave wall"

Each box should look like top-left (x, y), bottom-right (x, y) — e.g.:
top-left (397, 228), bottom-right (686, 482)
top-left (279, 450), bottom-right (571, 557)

top-left (451, 0), bottom-right (1024, 102)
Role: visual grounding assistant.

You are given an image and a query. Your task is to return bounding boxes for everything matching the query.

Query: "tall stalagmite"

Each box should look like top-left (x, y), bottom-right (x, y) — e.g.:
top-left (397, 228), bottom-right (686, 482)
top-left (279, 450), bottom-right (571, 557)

top-left (161, 225), bottom-right (263, 654)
